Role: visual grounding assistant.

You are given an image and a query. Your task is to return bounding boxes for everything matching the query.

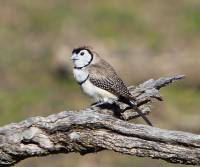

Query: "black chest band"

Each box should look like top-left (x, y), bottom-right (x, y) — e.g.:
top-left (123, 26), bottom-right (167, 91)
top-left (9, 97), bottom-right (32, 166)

top-left (77, 75), bottom-right (89, 85)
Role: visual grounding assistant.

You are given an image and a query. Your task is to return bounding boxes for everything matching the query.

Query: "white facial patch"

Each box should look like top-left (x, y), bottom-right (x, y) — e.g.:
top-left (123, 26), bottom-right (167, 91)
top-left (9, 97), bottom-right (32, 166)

top-left (72, 50), bottom-right (92, 68)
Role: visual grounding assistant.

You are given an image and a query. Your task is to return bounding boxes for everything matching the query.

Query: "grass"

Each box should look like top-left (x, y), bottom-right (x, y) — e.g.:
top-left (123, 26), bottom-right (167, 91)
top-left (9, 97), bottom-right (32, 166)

top-left (0, 77), bottom-right (84, 126)
top-left (181, 6), bottom-right (200, 35)
top-left (0, 89), bottom-right (45, 124)
top-left (81, 3), bottom-right (164, 50)
top-left (162, 85), bottom-right (200, 115)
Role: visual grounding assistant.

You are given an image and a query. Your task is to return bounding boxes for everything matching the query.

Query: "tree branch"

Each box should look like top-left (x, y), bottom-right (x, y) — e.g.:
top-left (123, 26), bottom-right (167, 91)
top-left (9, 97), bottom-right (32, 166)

top-left (2, 75), bottom-right (199, 167)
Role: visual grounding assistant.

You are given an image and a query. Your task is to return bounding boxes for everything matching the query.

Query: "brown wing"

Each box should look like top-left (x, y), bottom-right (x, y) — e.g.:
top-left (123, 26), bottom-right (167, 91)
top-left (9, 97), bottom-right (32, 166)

top-left (88, 60), bottom-right (152, 126)
top-left (88, 61), bottom-right (132, 99)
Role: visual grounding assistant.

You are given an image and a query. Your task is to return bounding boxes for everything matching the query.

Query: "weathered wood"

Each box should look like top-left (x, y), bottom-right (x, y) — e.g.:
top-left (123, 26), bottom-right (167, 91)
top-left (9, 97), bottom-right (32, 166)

top-left (2, 75), bottom-right (199, 167)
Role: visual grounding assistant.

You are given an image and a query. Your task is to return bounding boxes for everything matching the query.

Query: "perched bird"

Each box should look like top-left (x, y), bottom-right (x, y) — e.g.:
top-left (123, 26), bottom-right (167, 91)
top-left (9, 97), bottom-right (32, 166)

top-left (71, 46), bottom-right (152, 126)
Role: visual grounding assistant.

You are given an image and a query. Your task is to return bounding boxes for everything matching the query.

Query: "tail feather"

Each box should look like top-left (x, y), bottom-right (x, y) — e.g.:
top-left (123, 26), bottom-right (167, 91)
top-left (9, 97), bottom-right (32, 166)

top-left (129, 100), bottom-right (153, 126)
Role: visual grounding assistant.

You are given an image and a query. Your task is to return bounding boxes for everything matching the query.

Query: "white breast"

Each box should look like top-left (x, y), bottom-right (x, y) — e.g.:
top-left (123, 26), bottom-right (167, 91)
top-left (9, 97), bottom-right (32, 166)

top-left (81, 80), bottom-right (118, 103)
top-left (73, 68), bottom-right (118, 103)
top-left (73, 68), bottom-right (88, 83)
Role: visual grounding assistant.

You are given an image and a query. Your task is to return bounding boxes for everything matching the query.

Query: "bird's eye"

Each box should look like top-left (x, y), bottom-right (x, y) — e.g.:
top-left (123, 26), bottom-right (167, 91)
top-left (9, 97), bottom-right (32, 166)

top-left (80, 52), bottom-right (84, 56)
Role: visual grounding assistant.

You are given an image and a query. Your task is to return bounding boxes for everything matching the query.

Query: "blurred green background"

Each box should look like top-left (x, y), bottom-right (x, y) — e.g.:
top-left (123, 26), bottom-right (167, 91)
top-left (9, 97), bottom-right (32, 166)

top-left (0, 0), bottom-right (200, 167)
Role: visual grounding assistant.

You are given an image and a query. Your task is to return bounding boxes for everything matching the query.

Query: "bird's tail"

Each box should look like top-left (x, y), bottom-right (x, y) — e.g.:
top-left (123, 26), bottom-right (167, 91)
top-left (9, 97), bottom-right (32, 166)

top-left (129, 100), bottom-right (153, 126)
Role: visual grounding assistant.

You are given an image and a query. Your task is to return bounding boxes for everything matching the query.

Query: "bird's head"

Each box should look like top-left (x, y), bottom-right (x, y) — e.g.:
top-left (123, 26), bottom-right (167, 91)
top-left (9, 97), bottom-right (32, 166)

top-left (71, 46), bottom-right (94, 68)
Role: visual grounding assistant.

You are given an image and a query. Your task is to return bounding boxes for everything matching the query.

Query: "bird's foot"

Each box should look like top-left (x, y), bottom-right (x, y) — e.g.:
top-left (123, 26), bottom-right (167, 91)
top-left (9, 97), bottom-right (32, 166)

top-left (91, 101), bottom-right (127, 120)
top-left (90, 102), bottom-right (99, 106)
top-left (91, 101), bottom-right (110, 107)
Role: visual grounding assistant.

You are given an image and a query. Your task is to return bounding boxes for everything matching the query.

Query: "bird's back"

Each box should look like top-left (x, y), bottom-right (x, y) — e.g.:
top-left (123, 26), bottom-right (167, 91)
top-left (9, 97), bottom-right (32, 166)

top-left (87, 57), bottom-right (133, 100)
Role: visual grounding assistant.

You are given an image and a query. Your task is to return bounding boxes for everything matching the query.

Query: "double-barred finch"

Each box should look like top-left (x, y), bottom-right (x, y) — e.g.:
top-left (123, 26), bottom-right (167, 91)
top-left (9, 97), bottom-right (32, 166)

top-left (71, 46), bottom-right (152, 126)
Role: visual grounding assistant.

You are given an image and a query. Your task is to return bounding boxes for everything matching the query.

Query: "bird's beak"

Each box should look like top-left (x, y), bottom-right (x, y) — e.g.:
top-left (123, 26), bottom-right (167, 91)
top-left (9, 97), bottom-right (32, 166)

top-left (71, 53), bottom-right (78, 61)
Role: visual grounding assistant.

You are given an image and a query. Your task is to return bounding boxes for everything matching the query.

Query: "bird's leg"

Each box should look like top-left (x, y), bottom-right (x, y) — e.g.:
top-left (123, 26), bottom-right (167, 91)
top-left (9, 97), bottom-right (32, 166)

top-left (90, 101), bottom-right (99, 106)
top-left (91, 101), bottom-right (126, 120)
top-left (91, 98), bottom-right (118, 107)
top-left (91, 101), bottom-right (110, 107)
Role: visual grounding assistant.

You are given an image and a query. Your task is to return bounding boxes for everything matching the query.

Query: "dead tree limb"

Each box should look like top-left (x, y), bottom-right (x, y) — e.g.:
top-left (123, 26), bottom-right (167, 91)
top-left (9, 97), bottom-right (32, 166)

top-left (1, 75), bottom-right (199, 167)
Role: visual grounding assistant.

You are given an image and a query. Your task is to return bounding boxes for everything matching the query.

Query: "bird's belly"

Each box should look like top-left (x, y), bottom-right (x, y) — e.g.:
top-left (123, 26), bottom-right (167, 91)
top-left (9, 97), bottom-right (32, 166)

top-left (81, 80), bottom-right (118, 102)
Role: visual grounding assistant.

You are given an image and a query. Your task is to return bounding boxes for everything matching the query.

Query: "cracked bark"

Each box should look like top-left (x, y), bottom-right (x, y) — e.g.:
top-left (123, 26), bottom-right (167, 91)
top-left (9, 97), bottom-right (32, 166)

top-left (1, 75), bottom-right (199, 166)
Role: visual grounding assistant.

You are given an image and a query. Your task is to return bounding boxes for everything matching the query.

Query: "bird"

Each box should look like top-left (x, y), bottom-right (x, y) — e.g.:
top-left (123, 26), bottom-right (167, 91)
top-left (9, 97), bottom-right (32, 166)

top-left (71, 46), bottom-right (152, 126)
